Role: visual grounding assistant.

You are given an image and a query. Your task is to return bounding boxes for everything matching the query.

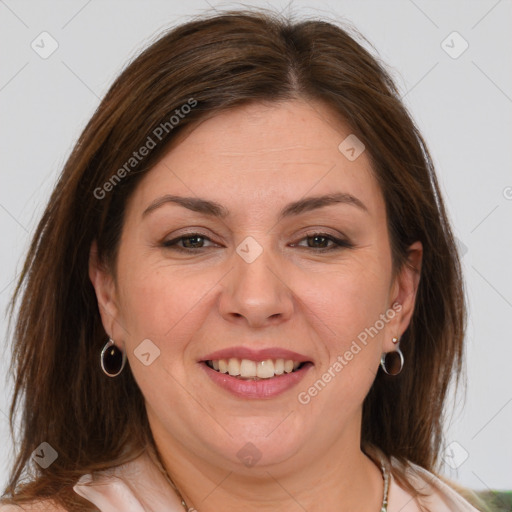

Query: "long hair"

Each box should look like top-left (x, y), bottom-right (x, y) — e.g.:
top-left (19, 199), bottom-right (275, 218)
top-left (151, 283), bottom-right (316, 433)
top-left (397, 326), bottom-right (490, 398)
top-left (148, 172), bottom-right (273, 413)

top-left (2, 8), bottom-right (481, 510)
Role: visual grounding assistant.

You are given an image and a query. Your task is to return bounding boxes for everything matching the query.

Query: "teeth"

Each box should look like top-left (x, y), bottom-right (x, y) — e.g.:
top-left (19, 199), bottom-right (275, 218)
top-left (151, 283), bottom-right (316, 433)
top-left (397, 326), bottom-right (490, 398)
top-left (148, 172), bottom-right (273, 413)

top-left (228, 358), bottom-right (241, 376)
top-left (274, 359), bottom-right (284, 375)
top-left (256, 359), bottom-right (274, 379)
top-left (240, 359), bottom-right (255, 377)
top-left (207, 358), bottom-right (304, 379)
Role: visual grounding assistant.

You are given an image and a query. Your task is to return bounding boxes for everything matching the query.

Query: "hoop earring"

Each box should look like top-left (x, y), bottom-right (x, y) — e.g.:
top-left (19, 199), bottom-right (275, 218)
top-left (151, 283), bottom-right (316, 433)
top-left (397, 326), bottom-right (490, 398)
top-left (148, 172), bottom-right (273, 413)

top-left (380, 336), bottom-right (404, 376)
top-left (100, 338), bottom-right (126, 377)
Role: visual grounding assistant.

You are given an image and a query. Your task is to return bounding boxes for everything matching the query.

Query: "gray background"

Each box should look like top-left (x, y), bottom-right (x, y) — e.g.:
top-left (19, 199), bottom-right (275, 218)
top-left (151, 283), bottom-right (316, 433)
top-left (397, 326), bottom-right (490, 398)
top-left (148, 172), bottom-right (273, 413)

top-left (1, 0), bottom-right (511, 492)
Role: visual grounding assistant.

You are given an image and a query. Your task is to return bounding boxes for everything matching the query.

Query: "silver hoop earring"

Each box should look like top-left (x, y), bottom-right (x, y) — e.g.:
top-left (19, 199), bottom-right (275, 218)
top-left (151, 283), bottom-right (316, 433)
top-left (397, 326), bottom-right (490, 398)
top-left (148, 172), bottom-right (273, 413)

top-left (380, 336), bottom-right (404, 376)
top-left (100, 338), bottom-right (126, 377)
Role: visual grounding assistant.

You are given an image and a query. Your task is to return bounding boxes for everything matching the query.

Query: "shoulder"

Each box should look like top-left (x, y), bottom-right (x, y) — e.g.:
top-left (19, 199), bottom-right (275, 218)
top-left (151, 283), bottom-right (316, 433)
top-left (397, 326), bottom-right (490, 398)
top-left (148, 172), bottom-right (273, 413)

top-left (391, 460), bottom-right (483, 512)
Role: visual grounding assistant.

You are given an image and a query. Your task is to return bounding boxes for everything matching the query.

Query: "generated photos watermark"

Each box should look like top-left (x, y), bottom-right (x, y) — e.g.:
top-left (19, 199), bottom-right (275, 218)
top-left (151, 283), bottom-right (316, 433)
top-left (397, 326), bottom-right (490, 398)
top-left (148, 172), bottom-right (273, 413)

top-left (297, 302), bottom-right (402, 404)
top-left (93, 97), bottom-right (197, 200)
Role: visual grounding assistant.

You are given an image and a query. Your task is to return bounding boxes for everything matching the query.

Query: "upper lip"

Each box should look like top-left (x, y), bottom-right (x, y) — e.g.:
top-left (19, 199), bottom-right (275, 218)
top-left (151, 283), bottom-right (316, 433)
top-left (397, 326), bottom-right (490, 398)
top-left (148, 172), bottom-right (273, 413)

top-left (200, 346), bottom-right (313, 363)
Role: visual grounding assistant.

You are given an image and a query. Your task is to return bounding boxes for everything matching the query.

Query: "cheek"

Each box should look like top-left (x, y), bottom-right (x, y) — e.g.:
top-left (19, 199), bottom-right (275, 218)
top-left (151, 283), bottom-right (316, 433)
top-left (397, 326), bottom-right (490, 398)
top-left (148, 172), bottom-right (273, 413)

top-left (117, 245), bottom-right (391, 348)
top-left (115, 248), bottom-right (216, 341)
top-left (117, 267), bottom-right (219, 398)
top-left (306, 257), bottom-right (391, 342)
top-left (300, 255), bottom-right (390, 401)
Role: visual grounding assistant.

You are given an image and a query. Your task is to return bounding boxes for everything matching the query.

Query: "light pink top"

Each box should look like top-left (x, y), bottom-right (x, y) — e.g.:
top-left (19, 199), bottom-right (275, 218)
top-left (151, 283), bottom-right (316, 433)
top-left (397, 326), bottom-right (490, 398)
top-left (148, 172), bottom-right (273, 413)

top-left (0, 451), bottom-right (481, 511)
top-left (71, 451), bottom-right (480, 512)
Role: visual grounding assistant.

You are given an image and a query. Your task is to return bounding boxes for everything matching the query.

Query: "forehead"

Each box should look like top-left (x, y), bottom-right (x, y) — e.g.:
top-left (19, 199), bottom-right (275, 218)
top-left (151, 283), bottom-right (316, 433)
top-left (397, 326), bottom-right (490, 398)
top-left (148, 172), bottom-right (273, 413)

top-left (127, 100), bottom-right (384, 220)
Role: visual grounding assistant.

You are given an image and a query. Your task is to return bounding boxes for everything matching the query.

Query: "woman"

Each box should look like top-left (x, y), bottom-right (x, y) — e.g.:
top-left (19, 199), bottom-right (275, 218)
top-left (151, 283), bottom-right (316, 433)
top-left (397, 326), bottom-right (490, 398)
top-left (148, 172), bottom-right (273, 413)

top-left (1, 8), bottom-right (488, 512)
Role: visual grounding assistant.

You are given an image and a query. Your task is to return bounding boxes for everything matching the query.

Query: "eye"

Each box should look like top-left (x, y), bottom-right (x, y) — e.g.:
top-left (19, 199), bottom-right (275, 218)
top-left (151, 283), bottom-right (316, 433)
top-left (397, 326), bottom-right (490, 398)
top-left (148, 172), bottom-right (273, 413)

top-left (162, 233), bottom-right (218, 252)
top-left (291, 232), bottom-right (353, 252)
top-left (161, 231), bottom-right (353, 253)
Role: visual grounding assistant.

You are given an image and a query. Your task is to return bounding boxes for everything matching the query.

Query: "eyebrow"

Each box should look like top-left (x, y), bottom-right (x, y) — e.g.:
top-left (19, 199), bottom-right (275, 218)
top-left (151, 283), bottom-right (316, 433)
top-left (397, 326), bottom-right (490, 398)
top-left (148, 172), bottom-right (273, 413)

top-left (141, 192), bottom-right (369, 220)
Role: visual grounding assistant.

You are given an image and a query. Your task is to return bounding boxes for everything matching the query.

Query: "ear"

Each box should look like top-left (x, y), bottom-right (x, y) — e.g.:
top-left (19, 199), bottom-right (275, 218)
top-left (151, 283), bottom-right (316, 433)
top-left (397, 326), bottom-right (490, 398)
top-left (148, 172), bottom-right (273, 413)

top-left (384, 241), bottom-right (423, 351)
top-left (89, 240), bottom-right (122, 342)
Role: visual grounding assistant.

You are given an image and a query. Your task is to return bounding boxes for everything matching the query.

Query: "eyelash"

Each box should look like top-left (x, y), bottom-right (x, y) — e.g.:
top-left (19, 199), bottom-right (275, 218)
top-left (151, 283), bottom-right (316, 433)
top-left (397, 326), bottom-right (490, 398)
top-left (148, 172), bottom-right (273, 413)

top-left (161, 232), bottom-right (353, 253)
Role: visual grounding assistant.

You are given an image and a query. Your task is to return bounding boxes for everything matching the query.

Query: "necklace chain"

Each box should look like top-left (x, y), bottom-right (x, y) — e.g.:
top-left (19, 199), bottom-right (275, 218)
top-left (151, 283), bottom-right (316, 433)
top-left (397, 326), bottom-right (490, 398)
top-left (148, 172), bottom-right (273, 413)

top-left (164, 460), bottom-right (389, 511)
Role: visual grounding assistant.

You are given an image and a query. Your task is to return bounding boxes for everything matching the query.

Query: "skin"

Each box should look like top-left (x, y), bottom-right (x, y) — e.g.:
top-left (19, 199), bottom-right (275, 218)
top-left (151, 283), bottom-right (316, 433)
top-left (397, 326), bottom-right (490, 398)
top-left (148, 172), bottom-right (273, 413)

top-left (90, 98), bottom-right (422, 512)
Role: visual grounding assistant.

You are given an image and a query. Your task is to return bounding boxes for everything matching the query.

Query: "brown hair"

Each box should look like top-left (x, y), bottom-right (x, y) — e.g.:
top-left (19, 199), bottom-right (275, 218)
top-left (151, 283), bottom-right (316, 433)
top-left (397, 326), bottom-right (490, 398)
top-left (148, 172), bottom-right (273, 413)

top-left (2, 7), bottom-right (482, 511)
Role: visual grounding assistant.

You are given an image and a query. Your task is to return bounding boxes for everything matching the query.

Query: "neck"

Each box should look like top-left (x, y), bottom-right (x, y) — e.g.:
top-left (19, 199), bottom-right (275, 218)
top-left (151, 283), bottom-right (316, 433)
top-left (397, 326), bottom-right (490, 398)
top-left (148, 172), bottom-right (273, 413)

top-left (149, 421), bottom-right (385, 512)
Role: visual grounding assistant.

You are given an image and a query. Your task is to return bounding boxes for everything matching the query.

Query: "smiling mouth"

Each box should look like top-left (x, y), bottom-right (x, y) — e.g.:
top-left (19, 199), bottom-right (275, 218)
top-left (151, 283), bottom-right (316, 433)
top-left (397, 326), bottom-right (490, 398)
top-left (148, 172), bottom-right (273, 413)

top-left (203, 358), bottom-right (312, 380)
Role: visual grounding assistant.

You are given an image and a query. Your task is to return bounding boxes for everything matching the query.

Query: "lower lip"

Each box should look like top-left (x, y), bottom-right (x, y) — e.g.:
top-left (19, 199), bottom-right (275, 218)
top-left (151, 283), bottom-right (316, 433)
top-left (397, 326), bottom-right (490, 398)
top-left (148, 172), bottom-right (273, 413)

top-left (199, 362), bottom-right (313, 399)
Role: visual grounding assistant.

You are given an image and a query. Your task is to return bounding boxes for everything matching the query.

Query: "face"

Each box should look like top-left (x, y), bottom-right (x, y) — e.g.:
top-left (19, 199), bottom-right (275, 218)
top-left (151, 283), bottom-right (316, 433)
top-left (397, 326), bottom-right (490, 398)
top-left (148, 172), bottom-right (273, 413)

top-left (90, 99), bottom-right (421, 475)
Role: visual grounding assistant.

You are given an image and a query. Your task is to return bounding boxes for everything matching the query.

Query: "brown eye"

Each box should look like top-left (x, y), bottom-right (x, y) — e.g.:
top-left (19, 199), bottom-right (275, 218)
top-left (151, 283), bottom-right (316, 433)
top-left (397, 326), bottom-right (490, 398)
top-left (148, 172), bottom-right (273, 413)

top-left (162, 233), bottom-right (217, 252)
top-left (306, 234), bottom-right (330, 249)
top-left (181, 235), bottom-right (206, 249)
top-left (292, 232), bottom-right (353, 252)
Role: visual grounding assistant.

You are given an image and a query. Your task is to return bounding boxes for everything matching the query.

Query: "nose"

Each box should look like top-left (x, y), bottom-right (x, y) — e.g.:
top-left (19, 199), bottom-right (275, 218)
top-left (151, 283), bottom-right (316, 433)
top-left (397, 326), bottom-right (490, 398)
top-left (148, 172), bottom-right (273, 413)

top-left (218, 243), bottom-right (295, 328)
